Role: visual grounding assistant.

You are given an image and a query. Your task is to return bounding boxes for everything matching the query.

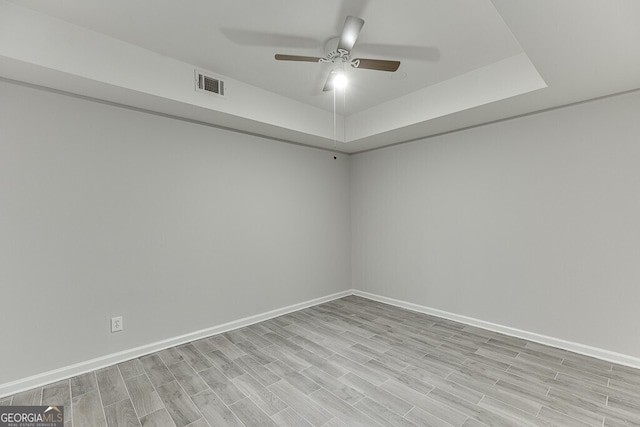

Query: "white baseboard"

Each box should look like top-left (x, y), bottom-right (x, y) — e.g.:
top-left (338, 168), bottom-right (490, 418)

top-left (0, 290), bottom-right (351, 399)
top-left (352, 290), bottom-right (640, 370)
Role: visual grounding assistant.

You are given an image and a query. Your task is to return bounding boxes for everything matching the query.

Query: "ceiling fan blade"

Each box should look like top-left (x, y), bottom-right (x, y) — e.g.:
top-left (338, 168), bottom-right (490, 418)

top-left (338, 0), bottom-right (369, 25)
top-left (322, 70), bottom-right (336, 92)
top-left (275, 54), bottom-right (323, 63)
top-left (221, 28), bottom-right (321, 48)
top-left (337, 16), bottom-right (364, 52)
top-left (352, 58), bottom-right (401, 72)
top-left (356, 43), bottom-right (440, 61)
top-left (322, 70), bottom-right (349, 92)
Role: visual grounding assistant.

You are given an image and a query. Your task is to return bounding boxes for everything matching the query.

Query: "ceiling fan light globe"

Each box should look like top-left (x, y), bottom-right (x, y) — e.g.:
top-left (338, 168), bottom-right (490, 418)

top-left (333, 73), bottom-right (348, 89)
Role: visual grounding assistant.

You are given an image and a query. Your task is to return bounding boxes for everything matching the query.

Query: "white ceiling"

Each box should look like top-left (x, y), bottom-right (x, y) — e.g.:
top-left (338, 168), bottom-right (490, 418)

top-left (1, 0), bottom-right (640, 153)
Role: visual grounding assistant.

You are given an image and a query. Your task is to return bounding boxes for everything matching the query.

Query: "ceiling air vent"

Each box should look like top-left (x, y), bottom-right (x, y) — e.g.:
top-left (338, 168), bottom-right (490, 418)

top-left (195, 69), bottom-right (225, 96)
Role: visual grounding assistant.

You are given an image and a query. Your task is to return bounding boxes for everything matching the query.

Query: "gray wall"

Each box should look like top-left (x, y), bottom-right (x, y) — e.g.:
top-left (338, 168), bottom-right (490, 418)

top-left (3, 77), bottom-right (640, 385)
top-left (351, 90), bottom-right (640, 358)
top-left (0, 81), bottom-right (351, 384)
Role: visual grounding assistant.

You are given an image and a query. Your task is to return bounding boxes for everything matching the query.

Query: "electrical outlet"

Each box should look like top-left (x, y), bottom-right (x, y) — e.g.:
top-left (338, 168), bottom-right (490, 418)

top-left (111, 316), bottom-right (123, 333)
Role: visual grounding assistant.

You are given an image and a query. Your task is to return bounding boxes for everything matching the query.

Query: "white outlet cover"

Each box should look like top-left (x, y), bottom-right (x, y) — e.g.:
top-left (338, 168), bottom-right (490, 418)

top-left (111, 316), bottom-right (123, 333)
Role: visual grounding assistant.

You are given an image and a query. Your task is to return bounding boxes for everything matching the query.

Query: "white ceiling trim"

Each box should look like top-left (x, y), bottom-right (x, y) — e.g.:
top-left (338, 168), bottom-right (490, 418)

top-left (346, 52), bottom-right (546, 142)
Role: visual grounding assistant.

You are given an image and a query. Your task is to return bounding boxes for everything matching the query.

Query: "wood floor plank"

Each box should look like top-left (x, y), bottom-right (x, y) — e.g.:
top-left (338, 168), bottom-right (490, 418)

top-left (261, 344), bottom-right (312, 372)
top-left (71, 389), bottom-right (106, 427)
top-left (351, 343), bottom-right (408, 371)
top-left (261, 320), bottom-right (296, 338)
top-left (263, 332), bottom-right (303, 354)
top-left (450, 372), bottom-right (542, 415)
top-left (209, 335), bottom-right (246, 359)
top-left (229, 397), bottom-right (278, 427)
top-left (288, 335), bottom-right (335, 358)
top-left (42, 380), bottom-right (71, 413)
top-left (545, 393), bottom-right (606, 426)
top-left (538, 406), bottom-right (594, 427)
top-left (11, 388), bottom-right (41, 405)
top-left (269, 316), bottom-right (292, 328)
top-left (381, 379), bottom-right (468, 426)
top-left (155, 381), bottom-right (202, 427)
top-left (461, 418), bottom-right (489, 427)
top-left (197, 366), bottom-right (245, 405)
top-left (267, 360), bottom-right (320, 395)
top-left (234, 354), bottom-right (281, 387)
top-left (404, 365), bottom-right (484, 404)
top-left (96, 366), bottom-right (129, 407)
top-left (191, 389), bottom-right (243, 427)
top-left (301, 365), bottom-right (364, 405)
top-left (327, 353), bottom-right (385, 385)
top-left (341, 331), bottom-right (388, 352)
top-left (354, 397), bottom-right (419, 427)
top-left (309, 388), bottom-right (383, 427)
top-left (608, 377), bottom-right (640, 398)
top-left (404, 406), bottom-right (456, 427)
top-left (176, 344), bottom-right (212, 372)
top-left (385, 348), bottom-right (452, 378)
top-left (104, 398), bottom-right (141, 427)
top-left (239, 328), bottom-right (274, 348)
top-left (478, 395), bottom-right (549, 427)
top-left (118, 359), bottom-right (145, 380)
top-left (270, 407), bottom-right (313, 427)
top-left (157, 348), bottom-right (184, 367)
top-left (611, 362), bottom-right (640, 378)
top-left (231, 373), bottom-right (288, 416)
top-left (298, 350), bottom-right (347, 379)
top-left (284, 324), bottom-right (327, 344)
top-left (548, 384), bottom-right (607, 407)
top-left (191, 338), bottom-right (217, 355)
top-left (166, 360), bottom-right (209, 396)
top-left (236, 340), bottom-right (277, 365)
top-left (268, 380), bottom-right (334, 427)
top-left (70, 372), bottom-right (97, 397)
top-left (429, 387), bottom-right (517, 427)
top-left (247, 322), bottom-right (273, 336)
top-left (203, 349), bottom-right (244, 379)
top-left (139, 408), bottom-right (175, 427)
top-left (327, 343), bottom-right (372, 365)
top-left (140, 354), bottom-right (175, 388)
top-left (340, 372), bottom-right (413, 416)
top-left (563, 353), bottom-right (613, 372)
top-left (184, 418), bottom-right (209, 427)
top-left (607, 394), bottom-right (640, 419)
top-left (124, 374), bottom-right (165, 417)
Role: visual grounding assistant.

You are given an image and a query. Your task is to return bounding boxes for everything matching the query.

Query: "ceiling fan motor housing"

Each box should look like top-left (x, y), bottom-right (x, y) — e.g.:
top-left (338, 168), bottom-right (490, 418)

top-left (274, 15), bottom-right (400, 90)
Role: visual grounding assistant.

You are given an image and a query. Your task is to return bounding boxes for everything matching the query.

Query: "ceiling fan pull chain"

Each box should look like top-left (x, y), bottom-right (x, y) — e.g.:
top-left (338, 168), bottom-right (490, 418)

top-left (333, 88), bottom-right (337, 149)
top-left (343, 86), bottom-right (347, 143)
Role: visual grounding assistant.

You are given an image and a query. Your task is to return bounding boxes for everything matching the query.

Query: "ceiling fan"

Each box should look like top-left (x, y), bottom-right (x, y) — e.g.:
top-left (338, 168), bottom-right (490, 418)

top-left (274, 16), bottom-right (401, 92)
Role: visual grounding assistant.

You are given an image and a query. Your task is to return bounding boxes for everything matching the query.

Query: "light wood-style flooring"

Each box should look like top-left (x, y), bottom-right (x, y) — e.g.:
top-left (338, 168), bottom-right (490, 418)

top-left (2, 296), bottom-right (640, 426)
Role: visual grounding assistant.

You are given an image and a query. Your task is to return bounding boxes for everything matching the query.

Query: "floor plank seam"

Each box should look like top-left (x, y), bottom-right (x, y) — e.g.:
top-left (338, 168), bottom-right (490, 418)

top-left (93, 371), bottom-right (109, 427)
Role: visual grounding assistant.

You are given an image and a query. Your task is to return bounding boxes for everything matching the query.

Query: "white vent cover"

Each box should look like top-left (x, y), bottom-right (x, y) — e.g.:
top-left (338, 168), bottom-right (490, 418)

top-left (195, 70), bottom-right (225, 96)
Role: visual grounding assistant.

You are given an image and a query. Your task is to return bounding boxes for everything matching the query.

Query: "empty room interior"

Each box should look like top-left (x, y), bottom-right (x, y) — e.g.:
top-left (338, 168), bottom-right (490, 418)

top-left (2, 0), bottom-right (640, 426)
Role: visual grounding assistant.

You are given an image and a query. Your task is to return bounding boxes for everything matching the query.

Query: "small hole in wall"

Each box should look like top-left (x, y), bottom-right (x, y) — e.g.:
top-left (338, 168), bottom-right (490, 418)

top-left (333, 156), bottom-right (337, 160)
